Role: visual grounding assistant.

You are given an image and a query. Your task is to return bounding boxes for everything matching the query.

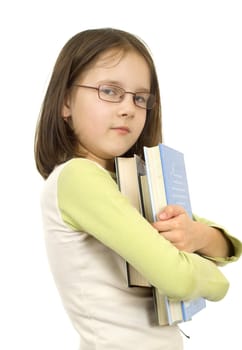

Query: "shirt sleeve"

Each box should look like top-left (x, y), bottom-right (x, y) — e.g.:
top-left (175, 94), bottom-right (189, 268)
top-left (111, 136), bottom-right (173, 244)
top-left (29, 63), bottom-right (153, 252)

top-left (193, 214), bottom-right (242, 265)
top-left (57, 158), bottom-right (230, 302)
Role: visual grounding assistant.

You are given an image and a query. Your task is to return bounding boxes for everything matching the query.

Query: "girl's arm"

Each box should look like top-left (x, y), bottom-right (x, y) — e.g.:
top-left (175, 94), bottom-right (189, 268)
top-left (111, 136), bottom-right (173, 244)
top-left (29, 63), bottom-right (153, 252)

top-left (152, 206), bottom-right (241, 264)
top-left (58, 159), bottom-right (231, 301)
top-left (191, 221), bottom-right (233, 257)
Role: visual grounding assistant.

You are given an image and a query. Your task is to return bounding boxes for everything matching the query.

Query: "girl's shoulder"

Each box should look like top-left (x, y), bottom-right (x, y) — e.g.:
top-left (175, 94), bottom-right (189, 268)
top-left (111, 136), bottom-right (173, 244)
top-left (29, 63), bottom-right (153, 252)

top-left (42, 158), bottom-right (117, 207)
top-left (50, 158), bottom-right (109, 178)
top-left (52, 158), bottom-right (116, 186)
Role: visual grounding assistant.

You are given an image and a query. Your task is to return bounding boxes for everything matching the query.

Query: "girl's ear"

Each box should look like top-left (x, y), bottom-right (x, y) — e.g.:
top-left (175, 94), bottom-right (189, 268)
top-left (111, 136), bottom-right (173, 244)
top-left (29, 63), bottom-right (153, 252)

top-left (61, 95), bottom-right (71, 119)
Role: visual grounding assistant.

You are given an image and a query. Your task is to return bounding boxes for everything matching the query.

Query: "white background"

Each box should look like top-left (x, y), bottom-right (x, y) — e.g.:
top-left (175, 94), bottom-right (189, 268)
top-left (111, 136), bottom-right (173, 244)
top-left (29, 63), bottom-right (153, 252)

top-left (0, 0), bottom-right (241, 349)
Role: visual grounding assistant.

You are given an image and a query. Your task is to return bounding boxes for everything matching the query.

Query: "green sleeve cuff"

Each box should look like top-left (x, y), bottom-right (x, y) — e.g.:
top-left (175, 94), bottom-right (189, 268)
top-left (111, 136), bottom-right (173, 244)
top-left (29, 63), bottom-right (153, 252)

top-left (193, 214), bottom-right (242, 265)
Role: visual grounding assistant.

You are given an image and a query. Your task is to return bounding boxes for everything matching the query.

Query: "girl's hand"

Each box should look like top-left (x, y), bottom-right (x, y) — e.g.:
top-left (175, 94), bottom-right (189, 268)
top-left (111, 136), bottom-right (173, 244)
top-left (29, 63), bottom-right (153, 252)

top-left (152, 205), bottom-right (200, 253)
top-left (152, 205), bottom-right (233, 257)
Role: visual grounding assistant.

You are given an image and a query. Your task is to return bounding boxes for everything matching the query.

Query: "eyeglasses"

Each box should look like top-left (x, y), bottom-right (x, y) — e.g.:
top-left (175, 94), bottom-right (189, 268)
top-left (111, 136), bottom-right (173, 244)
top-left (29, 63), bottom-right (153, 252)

top-left (72, 84), bottom-right (156, 110)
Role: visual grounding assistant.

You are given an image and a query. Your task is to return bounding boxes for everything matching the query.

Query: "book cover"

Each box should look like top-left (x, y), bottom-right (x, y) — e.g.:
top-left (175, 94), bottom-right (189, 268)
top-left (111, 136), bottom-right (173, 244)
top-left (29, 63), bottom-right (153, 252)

top-left (144, 144), bottom-right (206, 324)
top-left (181, 297), bottom-right (206, 321)
top-left (158, 144), bottom-right (192, 218)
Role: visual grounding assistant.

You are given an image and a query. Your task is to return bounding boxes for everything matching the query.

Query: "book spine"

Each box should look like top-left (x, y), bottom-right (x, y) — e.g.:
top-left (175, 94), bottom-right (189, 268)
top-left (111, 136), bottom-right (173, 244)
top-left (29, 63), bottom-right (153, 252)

top-left (143, 146), bottom-right (167, 220)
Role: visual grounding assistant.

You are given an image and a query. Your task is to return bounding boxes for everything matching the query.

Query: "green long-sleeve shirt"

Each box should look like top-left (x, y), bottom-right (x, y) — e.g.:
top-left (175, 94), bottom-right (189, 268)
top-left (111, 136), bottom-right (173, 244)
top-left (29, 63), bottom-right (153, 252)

top-left (41, 158), bottom-right (241, 350)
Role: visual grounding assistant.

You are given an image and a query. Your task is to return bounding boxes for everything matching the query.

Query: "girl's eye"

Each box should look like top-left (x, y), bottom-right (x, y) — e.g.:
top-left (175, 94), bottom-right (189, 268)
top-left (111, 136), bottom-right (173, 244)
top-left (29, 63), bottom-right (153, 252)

top-left (135, 94), bottom-right (147, 103)
top-left (101, 86), bottom-right (119, 96)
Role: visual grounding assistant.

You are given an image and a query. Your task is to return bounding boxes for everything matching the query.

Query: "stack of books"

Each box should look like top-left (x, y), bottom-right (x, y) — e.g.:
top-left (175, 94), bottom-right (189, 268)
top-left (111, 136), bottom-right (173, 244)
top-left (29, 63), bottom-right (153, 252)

top-left (115, 144), bottom-right (206, 326)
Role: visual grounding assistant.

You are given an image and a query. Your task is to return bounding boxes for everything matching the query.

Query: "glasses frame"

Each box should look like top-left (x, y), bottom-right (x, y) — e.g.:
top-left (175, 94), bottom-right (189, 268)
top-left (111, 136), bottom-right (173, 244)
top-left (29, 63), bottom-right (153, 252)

top-left (72, 84), bottom-right (156, 110)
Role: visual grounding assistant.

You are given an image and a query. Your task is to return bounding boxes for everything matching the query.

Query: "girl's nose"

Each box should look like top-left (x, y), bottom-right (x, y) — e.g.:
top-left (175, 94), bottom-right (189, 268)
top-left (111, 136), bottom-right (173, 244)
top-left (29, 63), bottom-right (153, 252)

top-left (117, 94), bottom-right (136, 118)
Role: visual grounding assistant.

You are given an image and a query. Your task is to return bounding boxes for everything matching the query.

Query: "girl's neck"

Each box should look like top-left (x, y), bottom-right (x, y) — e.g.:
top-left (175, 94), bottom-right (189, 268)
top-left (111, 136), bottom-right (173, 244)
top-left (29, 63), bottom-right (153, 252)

top-left (85, 154), bottom-right (115, 172)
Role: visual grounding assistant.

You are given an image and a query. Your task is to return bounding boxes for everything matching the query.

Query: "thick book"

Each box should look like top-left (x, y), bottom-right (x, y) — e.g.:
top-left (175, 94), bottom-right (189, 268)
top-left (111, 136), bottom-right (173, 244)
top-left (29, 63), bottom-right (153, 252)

top-left (115, 155), bottom-right (151, 288)
top-left (115, 155), bottom-right (185, 325)
top-left (152, 287), bottom-right (183, 325)
top-left (143, 143), bottom-right (206, 325)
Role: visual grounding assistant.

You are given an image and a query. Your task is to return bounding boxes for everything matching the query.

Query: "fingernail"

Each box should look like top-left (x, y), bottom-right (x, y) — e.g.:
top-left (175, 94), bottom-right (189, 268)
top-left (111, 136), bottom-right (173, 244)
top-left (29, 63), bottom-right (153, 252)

top-left (159, 212), bottom-right (167, 220)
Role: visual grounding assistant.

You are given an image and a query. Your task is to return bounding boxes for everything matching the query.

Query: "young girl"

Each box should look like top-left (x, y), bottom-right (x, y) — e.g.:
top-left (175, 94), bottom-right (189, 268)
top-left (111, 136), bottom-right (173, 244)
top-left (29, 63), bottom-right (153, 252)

top-left (34, 28), bottom-right (241, 349)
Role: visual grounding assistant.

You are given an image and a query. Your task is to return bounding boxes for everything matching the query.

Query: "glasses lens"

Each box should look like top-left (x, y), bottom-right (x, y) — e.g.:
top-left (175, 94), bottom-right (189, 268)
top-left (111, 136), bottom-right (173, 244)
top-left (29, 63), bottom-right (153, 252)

top-left (134, 93), bottom-right (155, 110)
top-left (99, 84), bottom-right (155, 110)
top-left (99, 85), bottom-right (122, 102)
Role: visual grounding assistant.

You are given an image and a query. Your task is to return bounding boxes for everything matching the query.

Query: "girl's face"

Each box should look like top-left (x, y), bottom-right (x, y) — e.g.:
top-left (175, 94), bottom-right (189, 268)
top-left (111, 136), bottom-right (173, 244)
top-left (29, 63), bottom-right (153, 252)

top-left (62, 49), bottom-right (151, 170)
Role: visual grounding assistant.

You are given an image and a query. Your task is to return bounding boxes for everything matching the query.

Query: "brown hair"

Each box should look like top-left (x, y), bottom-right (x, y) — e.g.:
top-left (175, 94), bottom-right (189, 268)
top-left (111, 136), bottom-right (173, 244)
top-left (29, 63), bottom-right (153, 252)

top-left (34, 28), bottom-right (162, 179)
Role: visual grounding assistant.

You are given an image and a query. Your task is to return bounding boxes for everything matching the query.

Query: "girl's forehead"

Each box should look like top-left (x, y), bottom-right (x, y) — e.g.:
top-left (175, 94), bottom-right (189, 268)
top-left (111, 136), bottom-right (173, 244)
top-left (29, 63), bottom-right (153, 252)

top-left (78, 48), bottom-right (151, 87)
top-left (93, 47), bottom-right (149, 70)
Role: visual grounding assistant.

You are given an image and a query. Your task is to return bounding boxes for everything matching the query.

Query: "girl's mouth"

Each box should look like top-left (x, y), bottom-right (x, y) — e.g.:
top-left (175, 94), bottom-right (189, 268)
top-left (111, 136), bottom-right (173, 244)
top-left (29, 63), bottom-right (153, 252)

top-left (111, 126), bottom-right (130, 134)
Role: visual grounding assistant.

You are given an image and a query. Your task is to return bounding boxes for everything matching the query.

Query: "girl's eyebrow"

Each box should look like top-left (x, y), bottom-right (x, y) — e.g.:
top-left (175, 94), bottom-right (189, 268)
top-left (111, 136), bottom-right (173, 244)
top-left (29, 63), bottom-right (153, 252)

top-left (97, 79), bottom-right (151, 92)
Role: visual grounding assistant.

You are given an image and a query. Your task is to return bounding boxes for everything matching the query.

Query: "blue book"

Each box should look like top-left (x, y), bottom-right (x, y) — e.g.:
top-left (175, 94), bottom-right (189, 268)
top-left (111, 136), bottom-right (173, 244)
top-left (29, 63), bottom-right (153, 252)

top-left (159, 144), bottom-right (192, 218)
top-left (181, 297), bottom-right (206, 321)
top-left (143, 144), bottom-right (206, 325)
